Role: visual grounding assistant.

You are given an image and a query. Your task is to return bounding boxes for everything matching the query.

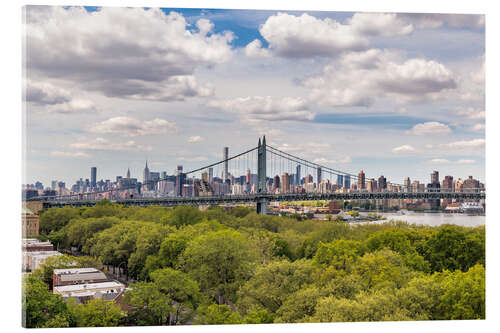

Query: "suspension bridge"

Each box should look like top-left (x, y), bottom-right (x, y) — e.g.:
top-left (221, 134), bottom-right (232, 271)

top-left (26, 136), bottom-right (485, 214)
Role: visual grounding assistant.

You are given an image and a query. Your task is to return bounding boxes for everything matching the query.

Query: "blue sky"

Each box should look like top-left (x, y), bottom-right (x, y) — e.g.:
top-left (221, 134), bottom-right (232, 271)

top-left (24, 6), bottom-right (485, 187)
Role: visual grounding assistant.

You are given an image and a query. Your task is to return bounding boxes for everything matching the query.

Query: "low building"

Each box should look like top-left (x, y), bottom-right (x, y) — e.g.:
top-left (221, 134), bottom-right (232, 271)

top-left (53, 281), bottom-right (126, 304)
top-left (53, 268), bottom-right (109, 287)
top-left (22, 208), bottom-right (39, 237)
top-left (445, 203), bottom-right (461, 212)
top-left (23, 251), bottom-right (62, 271)
top-left (22, 239), bottom-right (54, 252)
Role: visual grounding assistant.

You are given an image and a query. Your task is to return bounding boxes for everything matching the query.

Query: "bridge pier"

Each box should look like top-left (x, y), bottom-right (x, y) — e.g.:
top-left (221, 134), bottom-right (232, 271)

top-left (256, 198), bottom-right (267, 215)
top-left (257, 136), bottom-right (267, 214)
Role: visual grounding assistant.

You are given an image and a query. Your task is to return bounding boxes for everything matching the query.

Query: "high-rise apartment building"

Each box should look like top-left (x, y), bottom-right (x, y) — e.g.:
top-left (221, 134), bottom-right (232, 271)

top-left (404, 177), bottom-right (411, 192)
top-left (305, 174), bottom-right (313, 184)
top-left (281, 173), bottom-right (290, 193)
top-left (273, 175), bottom-right (280, 191)
top-left (357, 170), bottom-right (365, 190)
top-left (378, 175), bottom-right (387, 192)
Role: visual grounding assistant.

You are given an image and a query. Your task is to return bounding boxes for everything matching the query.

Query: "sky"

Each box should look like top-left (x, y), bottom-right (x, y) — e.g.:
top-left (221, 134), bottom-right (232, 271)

top-left (23, 6), bottom-right (485, 187)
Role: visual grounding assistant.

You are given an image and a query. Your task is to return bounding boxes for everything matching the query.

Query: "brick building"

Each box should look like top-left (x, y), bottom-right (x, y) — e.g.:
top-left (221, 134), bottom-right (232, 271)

top-left (22, 207), bottom-right (39, 237)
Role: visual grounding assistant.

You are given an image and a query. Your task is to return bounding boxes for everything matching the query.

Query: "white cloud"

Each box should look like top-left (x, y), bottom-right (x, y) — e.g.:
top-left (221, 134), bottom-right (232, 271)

top-left (89, 117), bottom-right (177, 137)
top-left (472, 124), bottom-right (485, 131)
top-left (177, 156), bottom-right (209, 162)
top-left (313, 156), bottom-right (352, 164)
top-left (397, 13), bottom-right (484, 29)
top-left (245, 39), bottom-right (271, 58)
top-left (70, 137), bottom-right (152, 151)
top-left (188, 136), bottom-right (204, 143)
top-left (209, 96), bottom-right (314, 121)
top-left (347, 13), bottom-right (414, 36)
top-left (392, 145), bottom-right (416, 154)
top-left (471, 55), bottom-right (485, 85)
top-left (429, 158), bottom-right (450, 164)
top-left (253, 12), bottom-right (414, 59)
top-left (456, 107), bottom-right (485, 120)
top-left (299, 49), bottom-right (457, 106)
top-left (457, 159), bottom-right (475, 164)
top-left (441, 138), bottom-right (485, 149)
top-left (50, 151), bottom-right (91, 158)
top-left (25, 80), bottom-right (71, 105)
top-left (46, 99), bottom-right (97, 114)
top-left (25, 7), bottom-right (233, 101)
top-left (406, 122), bottom-right (452, 135)
top-left (25, 79), bottom-right (97, 114)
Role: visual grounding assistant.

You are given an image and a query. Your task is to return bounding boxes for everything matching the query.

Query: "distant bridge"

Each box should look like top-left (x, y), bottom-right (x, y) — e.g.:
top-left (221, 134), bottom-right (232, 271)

top-left (27, 136), bottom-right (485, 213)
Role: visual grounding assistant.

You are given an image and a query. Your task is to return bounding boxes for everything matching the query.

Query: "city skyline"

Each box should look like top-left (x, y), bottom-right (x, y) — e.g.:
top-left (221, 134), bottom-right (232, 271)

top-left (24, 7), bottom-right (485, 187)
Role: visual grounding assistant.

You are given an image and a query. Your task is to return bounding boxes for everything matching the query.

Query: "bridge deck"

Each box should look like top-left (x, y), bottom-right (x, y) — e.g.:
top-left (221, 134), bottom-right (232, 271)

top-left (32, 191), bottom-right (485, 208)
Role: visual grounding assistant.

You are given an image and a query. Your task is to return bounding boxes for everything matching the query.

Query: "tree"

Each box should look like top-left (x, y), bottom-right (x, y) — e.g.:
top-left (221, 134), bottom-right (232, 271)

top-left (39, 206), bottom-right (80, 235)
top-left (67, 298), bottom-right (125, 327)
top-left (23, 275), bottom-right (73, 328)
top-left (237, 259), bottom-right (315, 315)
top-left (275, 286), bottom-right (327, 323)
top-left (179, 229), bottom-right (256, 302)
top-left (422, 225), bottom-right (485, 272)
top-left (58, 216), bottom-right (120, 251)
top-left (195, 304), bottom-right (242, 325)
top-left (354, 249), bottom-right (414, 290)
top-left (313, 239), bottom-right (365, 271)
top-left (149, 268), bottom-right (203, 324)
top-left (435, 264), bottom-right (485, 319)
top-left (311, 290), bottom-right (415, 322)
top-left (123, 281), bottom-right (173, 326)
top-left (164, 205), bottom-right (204, 228)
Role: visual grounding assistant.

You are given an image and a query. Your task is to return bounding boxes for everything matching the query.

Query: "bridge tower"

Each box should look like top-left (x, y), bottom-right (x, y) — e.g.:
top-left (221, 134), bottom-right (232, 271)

top-left (257, 136), bottom-right (267, 214)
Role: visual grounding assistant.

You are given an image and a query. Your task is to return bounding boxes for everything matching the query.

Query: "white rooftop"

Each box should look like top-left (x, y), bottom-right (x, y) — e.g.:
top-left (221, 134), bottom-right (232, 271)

top-left (53, 267), bottom-right (100, 275)
top-left (54, 281), bottom-right (124, 293)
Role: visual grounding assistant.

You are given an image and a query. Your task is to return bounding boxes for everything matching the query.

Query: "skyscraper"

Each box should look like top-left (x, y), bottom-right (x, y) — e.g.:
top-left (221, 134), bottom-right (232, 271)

top-left (377, 175), bottom-right (387, 192)
top-left (344, 175), bottom-right (351, 189)
top-left (127, 168), bottom-right (131, 179)
top-left (404, 177), bottom-right (411, 192)
top-left (431, 170), bottom-right (439, 184)
top-left (273, 175), bottom-right (280, 191)
top-left (296, 165), bottom-right (301, 186)
top-left (143, 161), bottom-right (150, 189)
top-left (223, 147), bottom-right (229, 181)
top-left (91, 167), bottom-right (97, 190)
top-left (208, 167), bottom-right (213, 183)
top-left (337, 175), bottom-right (344, 187)
top-left (281, 173), bottom-right (290, 193)
top-left (357, 170), bottom-right (365, 190)
top-left (317, 167), bottom-right (322, 185)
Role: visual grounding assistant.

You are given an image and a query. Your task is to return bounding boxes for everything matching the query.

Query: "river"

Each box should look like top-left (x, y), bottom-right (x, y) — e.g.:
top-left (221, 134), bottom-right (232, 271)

top-left (364, 211), bottom-right (485, 227)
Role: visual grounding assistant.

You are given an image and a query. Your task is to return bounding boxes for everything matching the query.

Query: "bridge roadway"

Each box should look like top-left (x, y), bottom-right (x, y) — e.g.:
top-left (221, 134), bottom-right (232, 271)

top-left (37, 191), bottom-right (485, 208)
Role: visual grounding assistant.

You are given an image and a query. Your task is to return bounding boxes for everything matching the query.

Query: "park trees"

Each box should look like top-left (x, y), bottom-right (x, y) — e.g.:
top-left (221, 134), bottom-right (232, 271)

top-left (237, 259), bottom-right (315, 315)
top-left (23, 275), bottom-right (73, 328)
top-left (66, 298), bottom-right (125, 327)
top-left (179, 229), bottom-right (256, 302)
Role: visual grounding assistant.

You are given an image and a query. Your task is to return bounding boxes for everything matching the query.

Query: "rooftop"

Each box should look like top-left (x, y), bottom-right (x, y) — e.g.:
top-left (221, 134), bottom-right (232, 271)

top-left (54, 281), bottom-right (124, 293)
top-left (53, 267), bottom-right (100, 275)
